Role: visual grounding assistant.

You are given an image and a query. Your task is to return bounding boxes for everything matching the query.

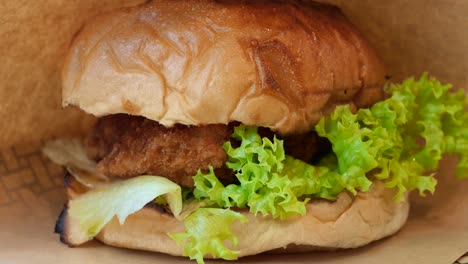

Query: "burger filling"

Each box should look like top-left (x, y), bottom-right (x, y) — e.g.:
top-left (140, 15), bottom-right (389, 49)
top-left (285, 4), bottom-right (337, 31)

top-left (44, 75), bottom-right (468, 264)
top-left (85, 114), bottom-right (331, 188)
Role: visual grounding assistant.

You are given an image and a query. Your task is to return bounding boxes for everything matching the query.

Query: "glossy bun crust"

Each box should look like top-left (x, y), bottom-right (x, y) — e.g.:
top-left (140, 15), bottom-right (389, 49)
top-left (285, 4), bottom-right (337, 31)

top-left (62, 0), bottom-right (386, 135)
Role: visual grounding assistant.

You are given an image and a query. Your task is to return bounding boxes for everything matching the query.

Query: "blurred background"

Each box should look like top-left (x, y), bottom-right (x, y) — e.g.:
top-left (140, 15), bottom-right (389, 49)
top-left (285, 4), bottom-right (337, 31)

top-left (0, 2), bottom-right (466, 263)
top-left (0, 0), bottom-right (467, 147)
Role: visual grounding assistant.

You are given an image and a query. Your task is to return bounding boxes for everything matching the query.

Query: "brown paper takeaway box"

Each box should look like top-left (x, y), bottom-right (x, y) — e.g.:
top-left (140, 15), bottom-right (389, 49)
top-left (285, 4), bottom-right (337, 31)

top-left (0, 0), bottom-right (467, 263)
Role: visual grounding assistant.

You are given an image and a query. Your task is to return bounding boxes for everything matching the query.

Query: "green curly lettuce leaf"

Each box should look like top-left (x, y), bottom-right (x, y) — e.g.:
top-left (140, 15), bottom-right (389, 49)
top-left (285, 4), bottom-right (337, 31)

top-left (317, 74), bottom-right (467, 200)
top-left (193, 125), bottom-right (373, 220)
top-left (169, 208), bottom-right (247, 264)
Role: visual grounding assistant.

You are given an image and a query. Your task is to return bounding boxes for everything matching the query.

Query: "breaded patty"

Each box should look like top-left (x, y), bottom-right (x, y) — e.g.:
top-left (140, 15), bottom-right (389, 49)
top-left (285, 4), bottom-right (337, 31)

top-left (87, 115), bottom-right (233, 188)
top-left (86, 115), bottom-right (330, 187)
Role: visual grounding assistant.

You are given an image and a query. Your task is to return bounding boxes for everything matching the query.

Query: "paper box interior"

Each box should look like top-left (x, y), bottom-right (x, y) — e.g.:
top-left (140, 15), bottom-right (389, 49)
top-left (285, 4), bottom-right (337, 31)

top-left (0, 1), bottom-right (467, 263)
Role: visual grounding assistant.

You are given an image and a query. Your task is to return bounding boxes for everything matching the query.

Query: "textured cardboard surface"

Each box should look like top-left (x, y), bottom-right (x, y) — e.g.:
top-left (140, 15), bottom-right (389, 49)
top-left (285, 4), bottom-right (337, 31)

top-left (0, 0), bottom-right (146, 148)
top-left (0, 1), bottom-right (467, 263)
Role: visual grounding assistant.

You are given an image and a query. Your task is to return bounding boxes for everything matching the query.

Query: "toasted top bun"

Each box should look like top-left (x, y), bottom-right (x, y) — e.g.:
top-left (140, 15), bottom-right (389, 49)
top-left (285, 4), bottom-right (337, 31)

top-left (58, 175), bottom-right (409, 257)
top-left (62, 0), bottom-right (386, 135)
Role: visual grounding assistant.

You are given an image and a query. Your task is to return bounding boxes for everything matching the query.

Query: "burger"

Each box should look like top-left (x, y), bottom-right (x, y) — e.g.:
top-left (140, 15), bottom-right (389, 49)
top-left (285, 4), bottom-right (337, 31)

top-left (42, 0), bottom-right (468, 263)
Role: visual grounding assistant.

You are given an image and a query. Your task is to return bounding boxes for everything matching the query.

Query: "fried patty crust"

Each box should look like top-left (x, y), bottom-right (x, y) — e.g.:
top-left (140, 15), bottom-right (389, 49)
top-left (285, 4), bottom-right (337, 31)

top-left (86, 114), bottom-right (330, 187)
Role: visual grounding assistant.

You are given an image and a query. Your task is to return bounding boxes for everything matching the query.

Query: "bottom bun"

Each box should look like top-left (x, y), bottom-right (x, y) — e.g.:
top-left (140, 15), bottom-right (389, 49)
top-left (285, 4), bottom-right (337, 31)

top-left (89, 181), bottom-right (409, 258)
